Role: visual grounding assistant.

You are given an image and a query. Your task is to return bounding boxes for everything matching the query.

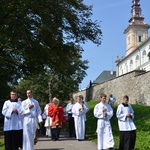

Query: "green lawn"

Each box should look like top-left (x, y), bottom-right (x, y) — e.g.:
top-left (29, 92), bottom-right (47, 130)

top-left (86, 100), bottom-right (150, 150)
top-left (0, 123), bottom-right (4, 150)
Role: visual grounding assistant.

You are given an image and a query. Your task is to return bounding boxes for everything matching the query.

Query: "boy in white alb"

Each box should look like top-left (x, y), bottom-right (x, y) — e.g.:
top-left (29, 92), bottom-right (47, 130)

top-left (94, 93), bottom-right (114, 150)
top-left (72, 95), bottom-right (89, 141)
top-left (116, 95), bottom-right (136, 150)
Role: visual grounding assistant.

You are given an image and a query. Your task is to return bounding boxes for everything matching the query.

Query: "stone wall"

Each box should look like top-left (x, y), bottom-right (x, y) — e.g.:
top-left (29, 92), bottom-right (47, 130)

top-left (73, 70), bottom-right (150, 106)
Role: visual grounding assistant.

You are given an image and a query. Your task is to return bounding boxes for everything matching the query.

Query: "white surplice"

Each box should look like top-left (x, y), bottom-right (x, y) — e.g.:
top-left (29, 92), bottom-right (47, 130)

top-left (72, 102), bottom-right (89, 140)
top-left (66, 102), bottom-right (74, 114)
top-left (2, 100), bottom-right (23, 131)
top-left (94, 102), bottom-right (114, 150)
top-left (44, 103), bottom-right (52, 137)
top-left (21, 98), bottom-right (41, 150)
top-left (116, 103), bottom-right (136, 131)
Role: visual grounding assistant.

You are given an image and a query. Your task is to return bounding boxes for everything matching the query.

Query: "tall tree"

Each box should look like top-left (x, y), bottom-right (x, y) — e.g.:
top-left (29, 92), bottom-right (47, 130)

top-left (17, 56), bottom-right (88, 103)
top-left (0, 0), bottom-right (102, 99)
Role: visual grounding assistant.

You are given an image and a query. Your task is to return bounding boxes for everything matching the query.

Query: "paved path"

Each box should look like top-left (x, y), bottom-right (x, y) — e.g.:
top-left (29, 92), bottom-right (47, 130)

top-left (34, 132), bottom-right (97, 150)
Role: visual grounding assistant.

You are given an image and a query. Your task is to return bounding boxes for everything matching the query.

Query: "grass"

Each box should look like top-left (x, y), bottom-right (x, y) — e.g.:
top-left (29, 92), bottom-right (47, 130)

top-left (0, 122), bottom-right (4, 150)
top-left (86, 100), bottom-right (150, 150)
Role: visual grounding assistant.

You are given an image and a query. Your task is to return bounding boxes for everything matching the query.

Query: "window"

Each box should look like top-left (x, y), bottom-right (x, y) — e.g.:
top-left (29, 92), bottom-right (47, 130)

top-left (119, 67), bottom-right (123, 75)
top-left (136, 13), bottom-right (139, 17)
top-left (135, 55), bottom-right (140, 68)
top-left (142, 50), bottom-right (147, 64)
top-left (138, 36), bottom-right (141, 42)
top-left (125, 63), bottom-right (128, 73)
top-left (130, 60), bottom-right (133, 71)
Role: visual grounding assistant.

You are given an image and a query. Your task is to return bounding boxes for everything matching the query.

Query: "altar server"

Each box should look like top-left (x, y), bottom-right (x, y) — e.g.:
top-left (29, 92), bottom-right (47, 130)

top-left (44, 98), bottom-right (52, 137)
top-left (66, 97), bottom-right (75, 137)
top-left (21, 90), bottom-right (42, 150)
top-left (72, 95), bottom-right (89, 141)
top-left (2, 90), bottom-right (23, 150)
top-left (94, 93), bottom-right (114, 150)
top-left (116, 95), bottom-right (136, 150)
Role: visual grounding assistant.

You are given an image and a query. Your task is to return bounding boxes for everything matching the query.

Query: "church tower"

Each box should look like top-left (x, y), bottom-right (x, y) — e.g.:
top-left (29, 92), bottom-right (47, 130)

top-left (124, 0), bottom-right (150, 56)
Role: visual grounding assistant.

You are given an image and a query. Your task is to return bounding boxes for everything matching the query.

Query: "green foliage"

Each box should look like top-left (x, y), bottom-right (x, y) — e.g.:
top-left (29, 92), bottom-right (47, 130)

top-left (16, 68), bottom-right (88, 103)
top-left (17, 76), bottom-right (49, 102)
top-left (148, 52), bottom-right (150, 59)
top-left (86, 101), bottom-right (150, 150)
top-left (0, 0), bottom-right (102, 99)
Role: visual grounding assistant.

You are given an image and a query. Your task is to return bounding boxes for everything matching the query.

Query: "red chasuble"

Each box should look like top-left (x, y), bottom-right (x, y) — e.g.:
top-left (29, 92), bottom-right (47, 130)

top-left (48, 103), bottom-right (64, 128)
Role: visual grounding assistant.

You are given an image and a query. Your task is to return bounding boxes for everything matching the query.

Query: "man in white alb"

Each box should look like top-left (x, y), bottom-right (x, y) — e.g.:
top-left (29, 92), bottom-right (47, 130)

top-left (21, 90), bottom-right (42, 150)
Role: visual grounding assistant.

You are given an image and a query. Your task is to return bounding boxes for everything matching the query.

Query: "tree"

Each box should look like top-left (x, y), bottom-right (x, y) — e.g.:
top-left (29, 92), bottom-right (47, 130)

top-left (17, 75), bottom-right (49, 102)
top-left (17, 56), bottom-right (88, 103)
top-left (0, 0), bottom-right (102, 99)
top-left (148, 52), bottom-right (150, 59)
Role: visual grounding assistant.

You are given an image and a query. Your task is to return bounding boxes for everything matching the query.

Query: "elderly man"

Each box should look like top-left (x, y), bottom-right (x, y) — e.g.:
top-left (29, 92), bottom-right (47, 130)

top-left (48, 97), bottom-right (64, 141)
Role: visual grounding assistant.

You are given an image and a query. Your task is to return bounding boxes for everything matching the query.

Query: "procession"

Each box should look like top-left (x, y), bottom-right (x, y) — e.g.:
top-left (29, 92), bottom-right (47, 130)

top-left (1, 90), bottom-right (137, 150)
top-left (0, 0), bottom-right (150, 150)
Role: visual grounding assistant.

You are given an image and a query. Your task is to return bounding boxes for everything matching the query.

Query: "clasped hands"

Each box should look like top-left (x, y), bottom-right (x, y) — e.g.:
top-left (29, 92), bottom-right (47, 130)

top-left (102, 108), bottom-right (107, 117)
top-left (28, 104), bottom-right (34, 109)
top-left (126, 113), bottom-right (132, 118)
top-left (79, 104), bottom-right (84, 111)
top-left (12, 108), bottom-right (18, 113)
top-left (79, 107), bottom-right (84, 111)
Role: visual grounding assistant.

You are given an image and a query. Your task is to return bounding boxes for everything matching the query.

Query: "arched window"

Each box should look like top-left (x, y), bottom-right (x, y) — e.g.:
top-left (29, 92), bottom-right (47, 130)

top-left (136, 13), bottom-right (139, 17)
top-left (124, 63), bottom-right (128, 73)
top-left (130, 59), bottom-right (133, 71)
top-left (142, 50), bottom-right (147, 64)
top-left (119, 67), bottom-right (123, 75)
top-left (135, 55), bottom-right (140, 68)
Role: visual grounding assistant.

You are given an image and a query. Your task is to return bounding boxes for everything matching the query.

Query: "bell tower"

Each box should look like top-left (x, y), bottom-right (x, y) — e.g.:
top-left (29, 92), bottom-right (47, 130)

top-left (124, 0), bottom-right (150, 56)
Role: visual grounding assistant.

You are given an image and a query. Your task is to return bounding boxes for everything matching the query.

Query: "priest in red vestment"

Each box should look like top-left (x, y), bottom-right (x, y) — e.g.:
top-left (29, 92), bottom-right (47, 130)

top-left (48, 98), bottom-right (64, 141)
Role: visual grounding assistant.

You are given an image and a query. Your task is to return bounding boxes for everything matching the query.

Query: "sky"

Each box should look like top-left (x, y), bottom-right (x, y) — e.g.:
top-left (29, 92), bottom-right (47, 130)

top-left (80, 0), bottom-right (150, 89)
